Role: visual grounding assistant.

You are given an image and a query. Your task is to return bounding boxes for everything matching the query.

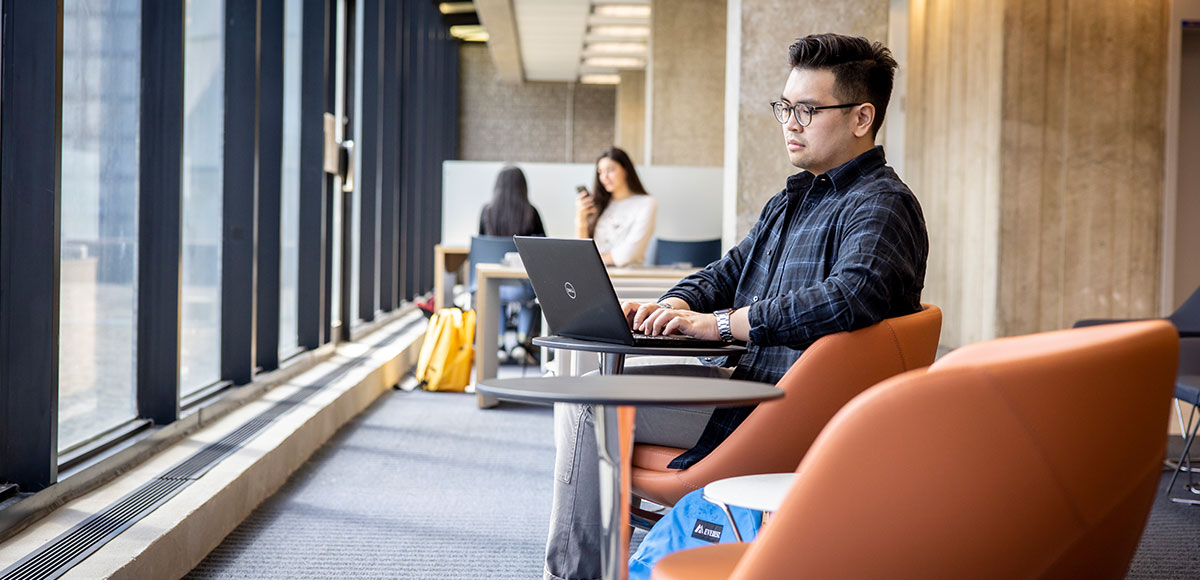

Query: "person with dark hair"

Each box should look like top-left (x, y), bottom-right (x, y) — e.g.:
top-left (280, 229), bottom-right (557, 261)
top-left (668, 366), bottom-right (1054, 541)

top-left (478, 165), bottom-right (545, 357)
top-left (543, 33), bottom-right (928, 580)
top-left (480, 165), bottom-right (546, 238)
top-left (575, 147), bottom-right (656, 267)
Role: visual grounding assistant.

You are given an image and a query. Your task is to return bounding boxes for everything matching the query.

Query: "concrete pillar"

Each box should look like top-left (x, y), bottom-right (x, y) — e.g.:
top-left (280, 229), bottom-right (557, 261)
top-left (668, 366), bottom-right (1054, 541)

top-left (649, 0), bottom-right (726, 166)
top-left (908, 0), bottom-right (1168, 347)
top-left (723, 0), bottom-right (890, 240)
top-left (615, 70), bottom-right (647, 165)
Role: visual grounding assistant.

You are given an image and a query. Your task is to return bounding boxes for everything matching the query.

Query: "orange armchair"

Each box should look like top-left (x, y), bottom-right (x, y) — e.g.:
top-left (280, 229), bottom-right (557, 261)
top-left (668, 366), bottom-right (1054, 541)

top-left (631, 304), bottom-right (943, 509)
top-left (652, 320), bottom-right (1179, 580)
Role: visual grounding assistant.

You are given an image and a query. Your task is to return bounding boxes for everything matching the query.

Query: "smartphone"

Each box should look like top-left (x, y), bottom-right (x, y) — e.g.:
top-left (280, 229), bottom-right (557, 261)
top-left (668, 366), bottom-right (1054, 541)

top-left (575, 185), bottom-right (590, 196)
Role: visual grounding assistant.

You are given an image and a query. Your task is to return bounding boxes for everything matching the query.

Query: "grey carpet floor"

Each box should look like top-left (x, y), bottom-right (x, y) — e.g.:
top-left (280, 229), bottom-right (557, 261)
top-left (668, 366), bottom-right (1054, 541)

top-left (186, 383), bottom-right (559, 580)
top-left (185, 372), bottom-right (1200, 579)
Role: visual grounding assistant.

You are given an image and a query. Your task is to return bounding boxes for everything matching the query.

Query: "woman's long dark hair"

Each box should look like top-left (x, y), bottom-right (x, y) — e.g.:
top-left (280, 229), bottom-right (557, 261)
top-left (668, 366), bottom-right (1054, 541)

top-left (587, 147), bottom-right (648, 237)
top-left (482, 165), bottom-right (538, 237)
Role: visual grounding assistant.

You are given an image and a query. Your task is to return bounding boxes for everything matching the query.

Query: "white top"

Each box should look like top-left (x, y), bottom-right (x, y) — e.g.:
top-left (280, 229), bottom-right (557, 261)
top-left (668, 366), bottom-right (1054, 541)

top-left (593, 194), bottom-right (656, 267)
top-left (702, 473), bottom-right (796, 512)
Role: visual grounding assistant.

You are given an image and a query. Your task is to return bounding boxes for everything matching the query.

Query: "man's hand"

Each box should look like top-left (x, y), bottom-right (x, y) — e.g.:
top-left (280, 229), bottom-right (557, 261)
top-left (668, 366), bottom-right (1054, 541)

top-left (637, 309), bottom-right (721, 340)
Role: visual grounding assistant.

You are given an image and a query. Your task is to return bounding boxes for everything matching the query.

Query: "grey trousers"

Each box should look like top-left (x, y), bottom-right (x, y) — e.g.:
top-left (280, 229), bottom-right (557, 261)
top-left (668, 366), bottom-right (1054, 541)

top-left (543, 364), bottom-right (733, 580)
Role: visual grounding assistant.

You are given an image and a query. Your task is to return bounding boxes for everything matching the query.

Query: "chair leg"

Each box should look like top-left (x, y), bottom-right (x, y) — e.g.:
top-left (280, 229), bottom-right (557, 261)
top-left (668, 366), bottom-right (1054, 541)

top-left (1164, 401), bottom-right (1200, 472)
top-left (1168, 403), bottom-right (1200, 504)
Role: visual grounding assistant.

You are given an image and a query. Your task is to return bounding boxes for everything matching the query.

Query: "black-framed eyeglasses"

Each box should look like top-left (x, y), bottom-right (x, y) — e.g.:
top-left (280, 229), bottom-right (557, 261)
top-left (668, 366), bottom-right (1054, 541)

top-left (770, 100), bottom-right (863, 126)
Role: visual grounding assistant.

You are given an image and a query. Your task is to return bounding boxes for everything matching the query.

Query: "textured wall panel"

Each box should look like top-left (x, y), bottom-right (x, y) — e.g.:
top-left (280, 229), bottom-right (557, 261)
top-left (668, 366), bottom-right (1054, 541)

top-left (457, 44), bottom-right (615, 163)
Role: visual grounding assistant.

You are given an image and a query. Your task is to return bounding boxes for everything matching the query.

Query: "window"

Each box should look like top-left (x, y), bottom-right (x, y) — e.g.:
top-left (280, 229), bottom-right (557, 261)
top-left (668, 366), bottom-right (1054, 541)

top-left (58, 0), bottom-right (141, 451)
top-left (181, 0), bottom-right (225, 395)
top-left (280, 0), bottom-right (302, 357)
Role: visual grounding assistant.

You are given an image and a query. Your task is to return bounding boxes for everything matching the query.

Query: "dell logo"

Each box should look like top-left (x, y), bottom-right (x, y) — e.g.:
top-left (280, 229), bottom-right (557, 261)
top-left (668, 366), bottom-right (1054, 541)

top-left (564, 282), bottom-right (577, 299)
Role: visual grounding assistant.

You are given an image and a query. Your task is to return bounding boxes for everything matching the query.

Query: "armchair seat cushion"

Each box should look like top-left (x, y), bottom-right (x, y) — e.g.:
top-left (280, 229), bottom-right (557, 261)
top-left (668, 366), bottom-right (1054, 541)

top-left (651, 543), bottom-right (747, 580)
top-left (633, 445), bottom-right (687, 472)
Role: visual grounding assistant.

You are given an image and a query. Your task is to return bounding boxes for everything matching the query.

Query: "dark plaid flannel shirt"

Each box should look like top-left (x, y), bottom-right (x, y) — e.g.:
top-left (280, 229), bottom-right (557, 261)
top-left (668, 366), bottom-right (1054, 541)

top-left (660, 146), bottom-right (928, 468)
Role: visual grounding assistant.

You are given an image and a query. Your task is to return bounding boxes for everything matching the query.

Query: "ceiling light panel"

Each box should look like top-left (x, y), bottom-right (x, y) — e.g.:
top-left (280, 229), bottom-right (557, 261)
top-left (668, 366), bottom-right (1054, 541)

top-left (593, 4), bottom-right (651, 18)
top-left (588, 24), bottom-right (649, 38)
top-left (580, 73), bottom-right (621, 85)
top-left (439, 2), bottom-right (476, 15)
top-left (582, 42), bottom-right (646, 55)
top-left (582, 56), bottom-right (645, 68)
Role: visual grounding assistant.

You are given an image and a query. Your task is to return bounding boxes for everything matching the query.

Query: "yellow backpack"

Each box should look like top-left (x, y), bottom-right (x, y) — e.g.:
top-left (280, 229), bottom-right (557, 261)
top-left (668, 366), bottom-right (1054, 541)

top-left (415, 308), bottom-right (476, 392)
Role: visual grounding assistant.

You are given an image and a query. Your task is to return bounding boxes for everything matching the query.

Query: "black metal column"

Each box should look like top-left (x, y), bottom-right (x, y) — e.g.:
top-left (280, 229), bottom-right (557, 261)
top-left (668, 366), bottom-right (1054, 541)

top-left (377, 0), bottom-right (398, 312)
top-left (137, 0), bottom-right (184, 424)
top-left (0, 0), bottom-right (64, 491)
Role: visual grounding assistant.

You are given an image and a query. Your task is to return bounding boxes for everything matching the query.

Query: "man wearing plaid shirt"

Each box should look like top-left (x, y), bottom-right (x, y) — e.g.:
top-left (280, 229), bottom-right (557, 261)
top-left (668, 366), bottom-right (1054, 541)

top-left (545, 33), bottom-right (928, 580)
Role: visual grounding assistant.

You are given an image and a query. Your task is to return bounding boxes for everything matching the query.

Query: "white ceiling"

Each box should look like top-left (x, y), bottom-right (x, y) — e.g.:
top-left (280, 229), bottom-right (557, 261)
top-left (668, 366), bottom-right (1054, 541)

top-left (514, 0), bottom-right (591, 82)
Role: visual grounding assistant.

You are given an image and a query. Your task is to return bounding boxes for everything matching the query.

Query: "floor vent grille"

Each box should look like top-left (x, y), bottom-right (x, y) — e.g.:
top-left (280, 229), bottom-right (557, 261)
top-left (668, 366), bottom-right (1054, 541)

top-left (0, 318), bottom-right (419, 580)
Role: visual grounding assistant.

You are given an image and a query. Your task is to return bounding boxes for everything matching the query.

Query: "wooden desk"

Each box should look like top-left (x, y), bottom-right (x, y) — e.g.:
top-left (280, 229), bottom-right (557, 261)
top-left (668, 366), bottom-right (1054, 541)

top-left (433, 244), bottom-right (469, 311)
top-left (473, 263), bottom-right (700, 408)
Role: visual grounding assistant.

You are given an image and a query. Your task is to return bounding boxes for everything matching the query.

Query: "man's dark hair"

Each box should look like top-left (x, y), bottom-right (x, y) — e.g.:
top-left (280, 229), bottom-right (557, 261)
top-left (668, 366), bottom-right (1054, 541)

top-left (788, 33), bottom-right (897, 137)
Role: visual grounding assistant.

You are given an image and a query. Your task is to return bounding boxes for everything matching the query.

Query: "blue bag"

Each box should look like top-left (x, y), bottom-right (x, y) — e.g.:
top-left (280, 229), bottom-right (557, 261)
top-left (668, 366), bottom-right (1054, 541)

top-left (628, 488), bottom-right (762, 580)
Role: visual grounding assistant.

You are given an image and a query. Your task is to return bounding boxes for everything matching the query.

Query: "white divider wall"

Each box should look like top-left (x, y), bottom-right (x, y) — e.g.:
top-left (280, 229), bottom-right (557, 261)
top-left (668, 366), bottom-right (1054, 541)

top-left (442, 161), bottom-right (724, 250)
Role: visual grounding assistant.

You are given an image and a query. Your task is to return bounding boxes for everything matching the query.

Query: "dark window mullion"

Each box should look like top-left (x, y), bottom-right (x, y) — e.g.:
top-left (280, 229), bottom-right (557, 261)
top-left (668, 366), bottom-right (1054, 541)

top-left (378, 0), bottom-right (398, 312)
top-left (137, 0), bottom-right (185, 423)
top-left (357, 0), bottom-right (380, 323)
top-left (257, 0), bottom-right (284, 372)
top-left (297, 0), bottom-right (328, 350)
top-left (221, 0), bottom-right (260, 385)
top-left (0, 0), bottom-right (63, 491)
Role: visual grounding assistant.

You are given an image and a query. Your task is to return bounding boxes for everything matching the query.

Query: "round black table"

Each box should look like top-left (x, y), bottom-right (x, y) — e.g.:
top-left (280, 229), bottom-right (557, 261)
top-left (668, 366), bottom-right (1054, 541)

top-left (477, 375), bottom-right (782, 580)
top-left (532, 335), bottom-right (747, 375)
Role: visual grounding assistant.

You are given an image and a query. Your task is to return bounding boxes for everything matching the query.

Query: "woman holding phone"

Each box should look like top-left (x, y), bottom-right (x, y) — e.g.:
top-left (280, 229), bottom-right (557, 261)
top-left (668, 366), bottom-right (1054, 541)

top-left (575, 147), bottom-right (656, 267)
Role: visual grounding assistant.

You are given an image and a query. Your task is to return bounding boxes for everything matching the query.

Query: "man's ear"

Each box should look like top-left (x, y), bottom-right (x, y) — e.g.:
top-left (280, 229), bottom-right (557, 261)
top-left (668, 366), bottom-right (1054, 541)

top-left (853, 103), bottom-right (875, 138)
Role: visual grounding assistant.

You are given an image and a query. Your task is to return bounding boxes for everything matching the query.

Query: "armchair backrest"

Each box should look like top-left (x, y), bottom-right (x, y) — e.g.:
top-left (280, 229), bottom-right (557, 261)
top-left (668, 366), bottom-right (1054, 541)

top-left (636, 304), bottom-right (942, 506)
top-left (730, 320), bottom-right (1177, 580)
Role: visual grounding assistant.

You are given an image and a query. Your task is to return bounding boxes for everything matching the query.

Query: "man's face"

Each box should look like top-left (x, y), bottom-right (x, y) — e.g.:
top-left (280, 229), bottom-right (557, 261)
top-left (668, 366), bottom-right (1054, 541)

top-left (779, 67), bottom-right (864, 175)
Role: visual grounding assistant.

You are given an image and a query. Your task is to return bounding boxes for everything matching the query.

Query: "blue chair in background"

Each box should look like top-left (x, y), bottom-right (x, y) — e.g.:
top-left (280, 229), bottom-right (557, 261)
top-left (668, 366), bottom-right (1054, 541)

top-left (468, 236), bottom-right (539, 364)
top-left (653, 238), bottom-right (722, 268)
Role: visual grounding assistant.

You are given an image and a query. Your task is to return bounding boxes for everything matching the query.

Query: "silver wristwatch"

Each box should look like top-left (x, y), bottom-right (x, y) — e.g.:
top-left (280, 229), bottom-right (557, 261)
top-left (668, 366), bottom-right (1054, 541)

top-left (713, 308), bottom-right (735, 343)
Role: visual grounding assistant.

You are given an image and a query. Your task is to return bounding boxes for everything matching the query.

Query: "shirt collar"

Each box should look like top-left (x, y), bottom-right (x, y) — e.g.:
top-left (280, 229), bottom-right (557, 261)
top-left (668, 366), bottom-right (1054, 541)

top-left (784, 145), bottom-right (888, 196)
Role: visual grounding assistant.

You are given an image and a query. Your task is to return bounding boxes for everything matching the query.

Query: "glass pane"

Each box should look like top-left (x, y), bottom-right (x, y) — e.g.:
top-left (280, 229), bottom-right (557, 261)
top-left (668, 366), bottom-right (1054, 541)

top-left (181, 0), bottom-right (224, 395)
top-left (279, 0), bottom-right (302, 357)
top-left (59, 0), bottom-right (141, 451)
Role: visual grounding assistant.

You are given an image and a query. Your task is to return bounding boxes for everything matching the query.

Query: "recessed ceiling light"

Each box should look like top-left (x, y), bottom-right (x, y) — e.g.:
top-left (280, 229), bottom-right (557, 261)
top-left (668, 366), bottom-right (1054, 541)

top-left (593, 5), bottom-right (651, 18)
top-left (584, 42), bottom-right (646, 55)
top-left (589, 25), bottom-right (650, 39)
top-left (582, 56), bottom-right (645, 68)
top-left (439, 2), bottom-right (475, 15)
top-left (580, 74), bottom-right (622, 85)
top-left (450, 24), bottom-right (489, 42)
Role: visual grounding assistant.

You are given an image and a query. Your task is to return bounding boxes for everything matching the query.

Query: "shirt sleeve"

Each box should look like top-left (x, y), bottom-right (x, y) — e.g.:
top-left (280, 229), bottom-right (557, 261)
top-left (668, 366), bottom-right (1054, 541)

top-left (609, 197), bottom-right (657, 267)
top-left (745, 192), bottom-right (927, 348)
top-left (660, 193), bottom-right (783, 312)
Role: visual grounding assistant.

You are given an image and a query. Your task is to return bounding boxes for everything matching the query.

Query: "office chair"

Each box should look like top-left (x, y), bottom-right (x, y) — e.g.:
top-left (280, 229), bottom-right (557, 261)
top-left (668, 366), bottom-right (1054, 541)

top-left (630, 305), bottom-right (942, 519)
top-left (653, 238), bottom-right (723, 268)
top-left (652, 321), bottom-right (1178, 580)
top-left (1074, 285), bottom-right (1200, 497)
top-left (468, 236), bottom-right (539, 365)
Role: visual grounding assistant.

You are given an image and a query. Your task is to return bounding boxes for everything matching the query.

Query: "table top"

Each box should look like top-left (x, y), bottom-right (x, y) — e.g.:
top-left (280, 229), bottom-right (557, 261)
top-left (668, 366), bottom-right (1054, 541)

top-left (476, 375), bottom-right (783, 407)
top-left (532, 335), bottom-right (747, 357)
top-left (703, 473), bottom-right (796, 512)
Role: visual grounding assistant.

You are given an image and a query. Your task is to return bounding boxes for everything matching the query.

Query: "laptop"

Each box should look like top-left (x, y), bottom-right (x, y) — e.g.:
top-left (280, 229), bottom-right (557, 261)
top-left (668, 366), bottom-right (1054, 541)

top-left (513, 236), bottom-right (730, 348)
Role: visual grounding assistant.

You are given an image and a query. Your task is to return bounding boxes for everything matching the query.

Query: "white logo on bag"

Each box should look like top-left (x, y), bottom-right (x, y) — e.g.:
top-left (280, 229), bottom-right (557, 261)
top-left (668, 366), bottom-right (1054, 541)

top-left (564, 282), bottom-right (577, 299)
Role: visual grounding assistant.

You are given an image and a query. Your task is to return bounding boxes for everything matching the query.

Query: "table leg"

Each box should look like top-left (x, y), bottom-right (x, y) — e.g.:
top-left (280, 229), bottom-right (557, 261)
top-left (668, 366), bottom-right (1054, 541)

top-left (599, 352), bottom-right (626, 375)
top-left (593, 404), bottom-right (626, 580)
top-left (475, 271), bottom-right (500, 409)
